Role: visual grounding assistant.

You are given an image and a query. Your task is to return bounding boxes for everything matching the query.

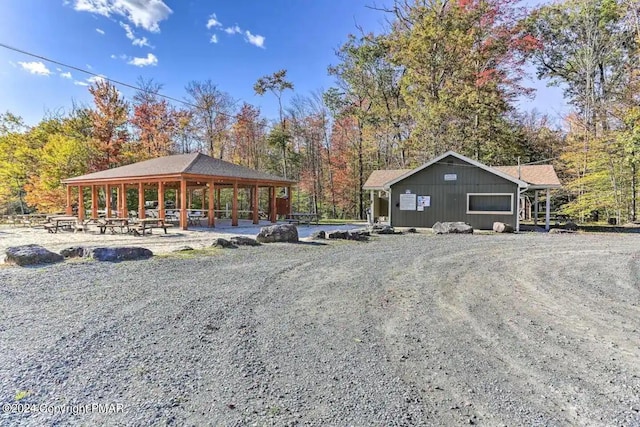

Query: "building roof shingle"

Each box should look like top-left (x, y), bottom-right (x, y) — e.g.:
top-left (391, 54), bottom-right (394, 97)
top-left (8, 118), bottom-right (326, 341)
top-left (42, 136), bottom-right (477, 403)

top-left (63, 153), bottom-right (295, 184)
top-left (363, 169), bottom-right (411, 190)
top-left (492, 165), bottom-right (561, 187)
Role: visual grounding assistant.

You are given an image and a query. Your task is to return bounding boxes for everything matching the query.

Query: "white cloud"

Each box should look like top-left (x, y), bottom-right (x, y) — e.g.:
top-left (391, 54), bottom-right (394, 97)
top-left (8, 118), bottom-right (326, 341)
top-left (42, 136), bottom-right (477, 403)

top-left (60, 71), bottom-right (72, 79)
top-left (120, 21), bottom-right (153, 48)
top-left (245, 31), bottom-right (265, 48)
top-left (128, 53), bottom-right (158, 67)
top-left (110, 54), bottom-right (117, 59)
top-left (87, 75), bottom-right (106, 84)
top-left (71, 0), bottom-right (172, 32)
top-left (96, 28), bottom-right (105, 35)
top-left (206, 14), bottom-right (222, 29)
top-left (17, 61), bottom-right (51, 76)
top-left (74, 81), bottom-right (89, 86)
top-left (210, 34), bottom-right (218, 44)
top-left (224, 25), bottom-right (241, 35)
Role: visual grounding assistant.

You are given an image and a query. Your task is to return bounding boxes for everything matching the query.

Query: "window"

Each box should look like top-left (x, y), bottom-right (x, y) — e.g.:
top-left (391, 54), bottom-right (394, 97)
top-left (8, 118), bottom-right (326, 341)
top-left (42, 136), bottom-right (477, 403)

top-left (467, 193), bottom-right (513, 214)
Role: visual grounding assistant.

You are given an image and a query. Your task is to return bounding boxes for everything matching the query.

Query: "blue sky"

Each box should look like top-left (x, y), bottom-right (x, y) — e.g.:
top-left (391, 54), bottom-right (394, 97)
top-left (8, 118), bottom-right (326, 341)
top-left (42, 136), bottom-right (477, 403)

top-left (0, 0), bottom-right (566, 126)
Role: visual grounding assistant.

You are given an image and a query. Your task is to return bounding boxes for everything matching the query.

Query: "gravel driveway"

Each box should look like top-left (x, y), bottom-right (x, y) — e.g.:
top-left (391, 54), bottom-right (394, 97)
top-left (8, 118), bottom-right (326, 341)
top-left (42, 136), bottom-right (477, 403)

top-left (1, 232), bottom-right (639, 426)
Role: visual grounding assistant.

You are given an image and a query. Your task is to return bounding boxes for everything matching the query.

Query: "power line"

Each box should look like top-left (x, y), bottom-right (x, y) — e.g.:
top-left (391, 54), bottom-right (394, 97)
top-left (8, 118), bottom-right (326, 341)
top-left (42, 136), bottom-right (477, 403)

top-left (0, 42), bottom-right (236, 119)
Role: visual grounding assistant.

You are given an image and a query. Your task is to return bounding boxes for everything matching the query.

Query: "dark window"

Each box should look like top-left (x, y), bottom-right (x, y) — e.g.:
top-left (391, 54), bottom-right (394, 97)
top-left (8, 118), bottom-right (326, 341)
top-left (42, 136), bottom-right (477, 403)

top-left (467, 194), bottom-right (512, 213)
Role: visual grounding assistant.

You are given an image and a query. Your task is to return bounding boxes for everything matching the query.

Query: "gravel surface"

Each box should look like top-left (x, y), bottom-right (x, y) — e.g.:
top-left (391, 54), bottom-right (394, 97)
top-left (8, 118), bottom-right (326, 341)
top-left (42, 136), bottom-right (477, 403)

top-left (1, 232), bottom-right (639, 426)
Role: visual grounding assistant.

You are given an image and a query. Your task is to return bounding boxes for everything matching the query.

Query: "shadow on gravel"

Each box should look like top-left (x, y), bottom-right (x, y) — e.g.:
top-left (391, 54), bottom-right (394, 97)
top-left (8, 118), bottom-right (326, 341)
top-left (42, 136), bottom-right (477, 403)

top-left (294, 241), bottom-right (328, 246)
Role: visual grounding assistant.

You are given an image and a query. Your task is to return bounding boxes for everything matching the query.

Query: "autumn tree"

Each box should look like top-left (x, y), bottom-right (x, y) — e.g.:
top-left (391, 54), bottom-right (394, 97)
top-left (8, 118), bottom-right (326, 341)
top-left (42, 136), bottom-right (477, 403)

top-left (88, 80), bottom-right (129, 170)
top-left (185, 80), bottom-right (235, 158)
top-left (130, 78), bottom-right (178, 160)
top-left (254, 70), bottom-right (294, 178)
top-left (229, 103), bottom-right (267, 169)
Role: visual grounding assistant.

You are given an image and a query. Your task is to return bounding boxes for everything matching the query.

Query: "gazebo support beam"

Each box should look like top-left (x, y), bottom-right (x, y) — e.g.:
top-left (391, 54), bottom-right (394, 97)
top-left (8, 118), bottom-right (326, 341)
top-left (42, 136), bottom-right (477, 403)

top-left (208, 181), bottom-right (215, 228)
top-left (269, 186), bottom-right (277, 223)
top-left (158, 181), bottom-right (165, 220)
top-left (77, 186), bottom-right (84, 220)
top-left (138, 182), bottom-right (145, 219)
top-left (252, 184), bottom-right (259, 224)
top-left (91, 185), bottom-right (98, 219)
top-left (232, 181), bottom-right (239, 226)
top-left (287, 186), bottom-right (292, 217)
top-left (180, 179), bottom-right (187, 230)
top-left (119, 184), bottom-right (126, 218)
top-left (66, 185), bottom-right (72, 215)
top-left (105, 184), bottom-right (111, 218)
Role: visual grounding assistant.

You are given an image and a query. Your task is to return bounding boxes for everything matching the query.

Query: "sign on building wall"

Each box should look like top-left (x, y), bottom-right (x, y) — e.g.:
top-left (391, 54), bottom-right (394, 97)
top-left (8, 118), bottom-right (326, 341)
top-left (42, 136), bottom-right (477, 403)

top-left (399, 193), bottom-right (417, 211)
top-left (417, 196), bottom-right (431, 211)
top-left (444, 174), bottom-right (457, 181)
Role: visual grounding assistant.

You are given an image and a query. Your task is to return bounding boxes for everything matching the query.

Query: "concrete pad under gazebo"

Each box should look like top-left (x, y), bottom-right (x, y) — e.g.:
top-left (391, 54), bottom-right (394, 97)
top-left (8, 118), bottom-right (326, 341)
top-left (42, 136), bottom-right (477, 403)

top-left (61, 153), bottom-right (296, 230)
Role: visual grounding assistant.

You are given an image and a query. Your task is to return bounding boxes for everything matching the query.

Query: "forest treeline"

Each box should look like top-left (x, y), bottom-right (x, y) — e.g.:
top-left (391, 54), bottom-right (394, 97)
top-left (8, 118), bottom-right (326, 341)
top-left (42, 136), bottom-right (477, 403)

top-left (1, 0), bottom-right (638, 222)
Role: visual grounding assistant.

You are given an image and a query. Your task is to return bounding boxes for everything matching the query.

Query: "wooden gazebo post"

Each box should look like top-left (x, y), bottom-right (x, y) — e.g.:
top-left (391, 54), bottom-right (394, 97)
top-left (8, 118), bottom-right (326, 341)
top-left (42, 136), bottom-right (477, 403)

top-left (158, 181), bottom-right (165, 220)
top-left (66, 185), bottom-right (72, 215)
top-left (77, 186), bottom-right (84, 220)
top-left (138, 182), bottom-right (145, 219)
top-left (180, 179), bottom-right (187, 230)
top-left (208, 181), bottom-right (215, 227)
top-left (119, 184), bottom-right (126, 217)
top-left (232, 181), bottom-right (239, 226)
top-left (287, 185), bottom-right (292, 216)
top-left (105, 184), bottom-right (111, 218)
top-left (252, 184), bottom-right (259, 224)
top-left (269, 186), bottom-right (277, 223)
top-left (91, 185), bottom-right (98, 219)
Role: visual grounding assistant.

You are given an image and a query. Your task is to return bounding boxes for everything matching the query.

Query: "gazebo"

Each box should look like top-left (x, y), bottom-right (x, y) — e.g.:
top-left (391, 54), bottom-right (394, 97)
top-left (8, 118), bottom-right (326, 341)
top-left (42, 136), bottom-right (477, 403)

top-left (61, 153), bottom-right (296, 230)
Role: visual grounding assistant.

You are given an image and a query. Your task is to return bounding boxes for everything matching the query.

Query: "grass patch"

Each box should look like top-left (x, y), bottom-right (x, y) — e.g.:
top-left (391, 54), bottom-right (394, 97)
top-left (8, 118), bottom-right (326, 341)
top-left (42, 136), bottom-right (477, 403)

top-left (15, 390), bottom-right (31, 401)
top-left (156, 247), bottom-right (222, 259)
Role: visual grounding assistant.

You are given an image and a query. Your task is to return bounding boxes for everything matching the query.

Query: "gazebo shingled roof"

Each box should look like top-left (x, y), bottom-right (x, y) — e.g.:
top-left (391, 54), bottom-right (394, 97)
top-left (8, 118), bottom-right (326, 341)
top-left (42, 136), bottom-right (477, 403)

top-left (62, 152), bottom-right (295, 184)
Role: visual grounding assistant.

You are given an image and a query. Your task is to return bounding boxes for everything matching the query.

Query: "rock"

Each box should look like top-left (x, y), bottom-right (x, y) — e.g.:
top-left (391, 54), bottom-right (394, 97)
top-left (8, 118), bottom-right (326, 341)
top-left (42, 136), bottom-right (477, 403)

top-left (212, 238), bottom-right (237, 249)
top-left (256, 224), bottom-right (299, 243)
top-left (327, 230), bottom-right (348, 240)
top-left (407, 228), bottom-right (417, 233)
top-left (492, 222), bottom-right (514, 233)
top-left (230, 236), bottom-right (261, 246)
top-left (5, 245), bottom-right (64, 266)
top-left (173, 246), bottom-right (194, 252)
top-left (60, 246), bottom-right (86, 258)
top-left (86, 247), bottom-right (153, 262)
top-left (347, 230), bottom-right (369, 241)
top-left (370, 224), bottom-right (399, 235)
top-left (563, 221), bottom-right (578, 231)
top-left (549, 228), bottom-right (576, 234)
top-left (432, 221), bottom-right (474, 234)
top-left (310, 230), bottom-right (326, 240)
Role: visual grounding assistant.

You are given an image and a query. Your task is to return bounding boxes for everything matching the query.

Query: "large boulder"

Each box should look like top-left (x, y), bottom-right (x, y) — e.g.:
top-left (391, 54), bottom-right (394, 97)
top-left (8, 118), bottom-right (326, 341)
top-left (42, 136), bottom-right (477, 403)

top-left (327, 230), bottom-right (348, 240)
top-left (5, 245), bottom-right (64, 266)
top-left (492, 222), bottom-right (514, 233)
top-left (432, 221), bottom-right (474, 234)
top-left (256, 224), bottom-right (299, 243)
top-left (230, 236), bottom-right (261, 247)
top-left (86, 247), bottom-right (153, 262)
top-left (563, 221), bottom-right (578, 231)
top-left (549, 228), bottom-right (576, 234)
top-left (212, 238), bottom-right (237, 249)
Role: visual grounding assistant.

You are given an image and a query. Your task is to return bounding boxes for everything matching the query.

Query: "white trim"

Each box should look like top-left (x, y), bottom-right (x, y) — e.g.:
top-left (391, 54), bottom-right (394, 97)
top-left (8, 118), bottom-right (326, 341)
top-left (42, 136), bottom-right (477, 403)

top-left (383, 151), bottom-right (528, 190)
top-left (466, 193), bottom-right (514, 215)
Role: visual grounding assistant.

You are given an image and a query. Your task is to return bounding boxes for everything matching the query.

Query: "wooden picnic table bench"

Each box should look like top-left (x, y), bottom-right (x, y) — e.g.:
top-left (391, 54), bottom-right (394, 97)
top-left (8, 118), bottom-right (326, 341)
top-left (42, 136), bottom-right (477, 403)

top-left (97, 218), bottom-right (130, 234)
top-left (43, 216), bottom-right (79, 233)
top-left (131, 218), bottom-right (173, 236)
top-left (286, 213), bottom-right (320, 226)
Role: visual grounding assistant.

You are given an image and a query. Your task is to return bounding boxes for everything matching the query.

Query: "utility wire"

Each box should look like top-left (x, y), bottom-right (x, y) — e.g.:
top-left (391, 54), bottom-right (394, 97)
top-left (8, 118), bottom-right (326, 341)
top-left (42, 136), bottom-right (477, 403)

top-left (0, 42), bottom-right (236, 119)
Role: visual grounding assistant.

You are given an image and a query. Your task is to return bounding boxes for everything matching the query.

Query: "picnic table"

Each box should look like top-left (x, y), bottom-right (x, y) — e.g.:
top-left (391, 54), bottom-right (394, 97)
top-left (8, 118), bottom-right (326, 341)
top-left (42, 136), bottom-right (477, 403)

top-left (131, 218), bottom-right (173, 236)
top-left (286, 213), bottom-right (320, 226)
top-left (43, 216), bottom-right (79, 233)
top-left (97, 218), bottom-right (130, 234)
